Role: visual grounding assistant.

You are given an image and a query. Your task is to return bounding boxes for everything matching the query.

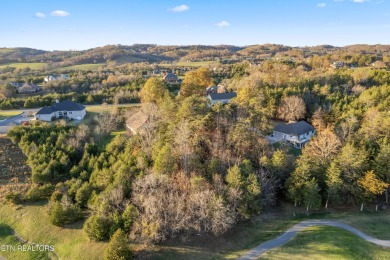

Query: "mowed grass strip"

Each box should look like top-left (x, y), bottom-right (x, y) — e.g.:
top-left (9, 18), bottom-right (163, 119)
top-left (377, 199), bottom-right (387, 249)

top-left (0, 63), bottom-right (48, 70)
top-left (0, 111), bottom-right (22, 120)
top-left (0, 203), bottom-right (106, 260)
top-left (260, 225), bottom-right (390, 260)
top-left (55, 64), bottom-right (105, 71)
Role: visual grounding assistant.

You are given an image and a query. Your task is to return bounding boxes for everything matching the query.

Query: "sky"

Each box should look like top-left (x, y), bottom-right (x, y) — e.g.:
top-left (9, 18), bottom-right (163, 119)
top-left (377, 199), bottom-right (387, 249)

top-left (0, 0), bottom-right (389, 51)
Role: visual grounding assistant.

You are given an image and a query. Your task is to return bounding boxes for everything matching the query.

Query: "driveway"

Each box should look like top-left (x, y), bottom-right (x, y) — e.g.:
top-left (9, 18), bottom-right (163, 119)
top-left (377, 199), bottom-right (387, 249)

top-left (238, 219), bottom-right (390, 260)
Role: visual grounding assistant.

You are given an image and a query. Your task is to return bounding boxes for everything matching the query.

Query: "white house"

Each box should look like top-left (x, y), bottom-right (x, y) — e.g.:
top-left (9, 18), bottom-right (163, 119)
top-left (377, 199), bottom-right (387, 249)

top-left (207, 92), bottom-right (237, 106)
top-left (44, 74), bottom-right (69, 82)
top-left (272, 121), bottom-right (315, 149)
top-left (35, 100), bottom-right (86, 122)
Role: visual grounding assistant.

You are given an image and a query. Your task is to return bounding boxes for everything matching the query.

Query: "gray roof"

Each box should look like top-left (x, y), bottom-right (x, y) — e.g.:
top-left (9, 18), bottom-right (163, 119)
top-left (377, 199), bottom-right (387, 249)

top-left (36, 100), bottom-right (85, 115)
top-left (208, 92), bottom-right (237, 100)
top-left (35, 106), bottom-right (54, 115)
top-left (274, 121), bottom-right (315, 136)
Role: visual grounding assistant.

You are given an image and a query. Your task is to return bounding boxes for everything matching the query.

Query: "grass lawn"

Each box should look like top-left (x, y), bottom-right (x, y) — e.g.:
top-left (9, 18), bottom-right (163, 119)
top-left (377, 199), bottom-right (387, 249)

top-left (0, 202), bottom-right (106, 260)
top-left (173, 61), bottom-right (220, 67)
top-left (260, 226), bottom-right (390, 260)
top-left (0, 63), bottom-right (48, 70)
top-left (0, 111), bottom-right (22, 120)
top-left (0, 223), bottom-right (49, 260)
top-left (55, 64), bottom-right (105, 71)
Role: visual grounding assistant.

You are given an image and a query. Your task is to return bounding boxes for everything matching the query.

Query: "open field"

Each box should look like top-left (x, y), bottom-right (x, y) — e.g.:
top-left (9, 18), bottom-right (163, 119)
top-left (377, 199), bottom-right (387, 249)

top-left (55, 64), bottom-right (105, 71)
top-left (0, 111), bottom-right (21, 120)
top-left (172, 61), bottom-right (220, 67)
top-left (0, 63), bottom-right (48, 70)
top-left (0, 202), bottom-right (106, 260)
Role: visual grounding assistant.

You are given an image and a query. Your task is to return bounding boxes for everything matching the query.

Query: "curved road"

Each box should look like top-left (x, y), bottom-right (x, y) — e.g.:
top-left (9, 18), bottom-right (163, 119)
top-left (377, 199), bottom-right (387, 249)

top-left (238, 219), bottom-right (390, 260)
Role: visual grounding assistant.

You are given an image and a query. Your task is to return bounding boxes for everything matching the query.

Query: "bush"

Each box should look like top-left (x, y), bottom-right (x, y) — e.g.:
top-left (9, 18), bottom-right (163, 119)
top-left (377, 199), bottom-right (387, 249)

top-left (26, 184), bottom-right (55, 201)
top-left (49, 200), bottom-right (83, 227)
top-left (83, 215), bottom-right (112, 241)
top-left (4, 192), bottom-right (24, 204)
top-left (104, 229), bottom-right (133, 260)
top-left (50, 191), bottom-right (63, 203)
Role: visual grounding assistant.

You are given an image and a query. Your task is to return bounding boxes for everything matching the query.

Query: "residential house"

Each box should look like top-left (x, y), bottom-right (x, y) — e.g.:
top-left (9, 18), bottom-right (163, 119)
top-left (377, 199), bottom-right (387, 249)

top-left (163, 73), bottom-right (179, 83)
top-left (35, 100), bottom-right (86, 121)
top-left (125, 110), bottom-right (149, 135)
top-left (206, 85), bottom-right (228, 95)
top-left (44, 74), bottom-right (69, 82)
top-left (331, 61), bottom-right (344, 69)
top-left (207, 92), bottom-right (237, 106)
top-left (272, 121), bottom-right (315, 149)
top-left (17, 83), bottom-right (41, 94)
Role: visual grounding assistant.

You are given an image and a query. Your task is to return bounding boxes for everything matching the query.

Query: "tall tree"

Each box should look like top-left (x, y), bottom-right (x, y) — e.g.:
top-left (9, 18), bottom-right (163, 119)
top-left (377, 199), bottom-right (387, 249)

top-left (179, 68), bottom-right (214, 98)
top-left (277, 96), bottom-right (306, 122)
top-left (104, 229), bottom-right (133, 260)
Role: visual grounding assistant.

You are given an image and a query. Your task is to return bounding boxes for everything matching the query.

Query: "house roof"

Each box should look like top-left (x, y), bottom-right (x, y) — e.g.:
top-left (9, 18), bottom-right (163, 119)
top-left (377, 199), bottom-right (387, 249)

top-left (52, 100), bottom-right (85, 111)
top-left (18, 83), bottom-right (40, 92)
top-left (163, 73), bottom-right (178, 80)
top-left (208, 92), bottom-right (237, 100)
top-left (126, 111), bottom-right (149, 132)
top-left (35, 100), bottom-right (85, 115)
top-left (35, 106), bottom-right (54, 115)
top-left (274, 121), bottom-right (315, 136)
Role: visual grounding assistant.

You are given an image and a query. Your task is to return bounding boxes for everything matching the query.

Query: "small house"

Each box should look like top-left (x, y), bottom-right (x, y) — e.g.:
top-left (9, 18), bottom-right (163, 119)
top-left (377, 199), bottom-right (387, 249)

top-left (17, 83), bottom-right (41, 94)
top-left (125, 111), bottom-right (149, 135)
top-left (272, 121), bottom-right (315, 149)
top-left (35, 100), bottom-right (86, 121)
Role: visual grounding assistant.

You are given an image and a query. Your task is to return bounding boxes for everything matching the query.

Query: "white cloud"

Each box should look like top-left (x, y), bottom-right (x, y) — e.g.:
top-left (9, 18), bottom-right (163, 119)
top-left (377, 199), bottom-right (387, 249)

top-left (50, 10), bottom-right (70, 17)
top-left (317, 3), bottom-right (327, 7)
top-left (216, 21), bottom-right (230, 27)
top-left (169, 4), bottom-right (189, 13)
top-left (352, 0), bottom-right (369, 2)
top-left (333, 0), bottom-right (344, 2)
top-left (35, 12), bottom-right (45, 18)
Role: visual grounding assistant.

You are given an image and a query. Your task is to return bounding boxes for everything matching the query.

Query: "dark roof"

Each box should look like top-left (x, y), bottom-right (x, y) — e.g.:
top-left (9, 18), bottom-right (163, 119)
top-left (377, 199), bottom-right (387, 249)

top-left (52, 100), bottom-right (85, 111)
top-left (163, 73), bottom-right (178, 80)
top-left (208, 92), bottom-right (237, 100)
top-left (274, 121), bottom-right (315, 136)
top-left (35, 106), bottom-right (54, 115)
top-left (35, 100), bottom-right (85, 115)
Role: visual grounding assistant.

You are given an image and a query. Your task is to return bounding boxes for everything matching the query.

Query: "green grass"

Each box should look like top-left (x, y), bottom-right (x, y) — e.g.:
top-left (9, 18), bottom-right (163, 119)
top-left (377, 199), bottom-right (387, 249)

top-left (173, 61), bottom-right (220, 67)
top-left (0, 222), bottom-right (49, 260)
top-left (260, 226), bottom-right (390, 260)
top-left (0, 111), bottom-right (22, 120)
top-left (0, 202), bottom-right (106, 260)
top-left (0, 63), bottom-right (48, 70)
top-left (56, 64), bottom-right (105, 71)
top-left (0, 48), bottom-right (15, 54)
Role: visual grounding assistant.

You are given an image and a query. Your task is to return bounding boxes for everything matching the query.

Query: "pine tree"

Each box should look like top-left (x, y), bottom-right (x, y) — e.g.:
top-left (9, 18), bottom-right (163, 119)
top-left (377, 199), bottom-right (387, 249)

top-left (104, 229), bottom-right (133, 260)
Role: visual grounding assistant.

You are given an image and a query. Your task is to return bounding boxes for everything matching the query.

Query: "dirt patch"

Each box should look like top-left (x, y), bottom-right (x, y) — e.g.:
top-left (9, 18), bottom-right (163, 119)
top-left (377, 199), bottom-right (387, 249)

top-left (0, 136), bottom-right (31, 200)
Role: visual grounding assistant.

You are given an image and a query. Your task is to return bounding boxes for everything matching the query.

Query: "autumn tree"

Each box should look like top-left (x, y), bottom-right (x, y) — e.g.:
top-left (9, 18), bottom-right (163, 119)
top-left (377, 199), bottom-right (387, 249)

top-left (179, 68), bottom-right (214, 98)
top-left (358, 170), bottom-right (388, 211)
top-left (139, 77), bottom-right (167, 105)
top-left (277, 96), bottom-right (306, 122)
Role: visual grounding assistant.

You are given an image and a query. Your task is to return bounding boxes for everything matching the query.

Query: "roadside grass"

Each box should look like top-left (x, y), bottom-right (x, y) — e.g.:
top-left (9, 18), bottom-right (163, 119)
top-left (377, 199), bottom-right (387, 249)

top-left (0, 111), bottom-right (22, 120)
top-left (173, 61), bottom-right (220, 67)
top-left (260, 225), bottom-right (390, 260)
top-left (0, 202), bottom-right (106, 260)
top-left (55, 64), bottom-right (105, 71)
top-left (0, 222), bottom-right (49, 260)
top-left (0, 63), bottom-right (48, 70)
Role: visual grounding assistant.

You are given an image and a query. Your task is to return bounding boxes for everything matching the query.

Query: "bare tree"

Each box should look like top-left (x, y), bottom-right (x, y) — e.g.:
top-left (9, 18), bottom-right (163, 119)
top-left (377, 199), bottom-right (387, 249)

top-left (277, 96), bottom-right (306, 122)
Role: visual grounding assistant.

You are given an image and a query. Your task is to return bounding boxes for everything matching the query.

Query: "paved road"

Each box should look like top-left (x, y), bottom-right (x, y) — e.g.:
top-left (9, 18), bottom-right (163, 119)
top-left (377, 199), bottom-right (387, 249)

top-left (238, 219), bottom-right (390, 260)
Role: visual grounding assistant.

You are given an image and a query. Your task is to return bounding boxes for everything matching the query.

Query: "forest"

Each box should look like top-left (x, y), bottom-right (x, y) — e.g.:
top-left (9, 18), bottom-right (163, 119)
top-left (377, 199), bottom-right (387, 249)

top-left (0, 44), bottom-right (389, 258)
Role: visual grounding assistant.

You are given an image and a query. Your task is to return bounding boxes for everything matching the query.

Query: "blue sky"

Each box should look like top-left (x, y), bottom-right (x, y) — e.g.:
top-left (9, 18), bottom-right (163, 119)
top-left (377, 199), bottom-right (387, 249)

top-left (0, 0), bottom-right (389, 50)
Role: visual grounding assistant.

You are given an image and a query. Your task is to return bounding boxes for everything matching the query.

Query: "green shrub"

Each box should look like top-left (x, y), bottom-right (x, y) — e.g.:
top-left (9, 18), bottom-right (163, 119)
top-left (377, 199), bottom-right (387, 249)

top-left (26, 184), bottom-right (55, 201)
top-left (104, 229), bottom-right (133, 260)
top-left (83, 215), bottom-right (112, 241)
